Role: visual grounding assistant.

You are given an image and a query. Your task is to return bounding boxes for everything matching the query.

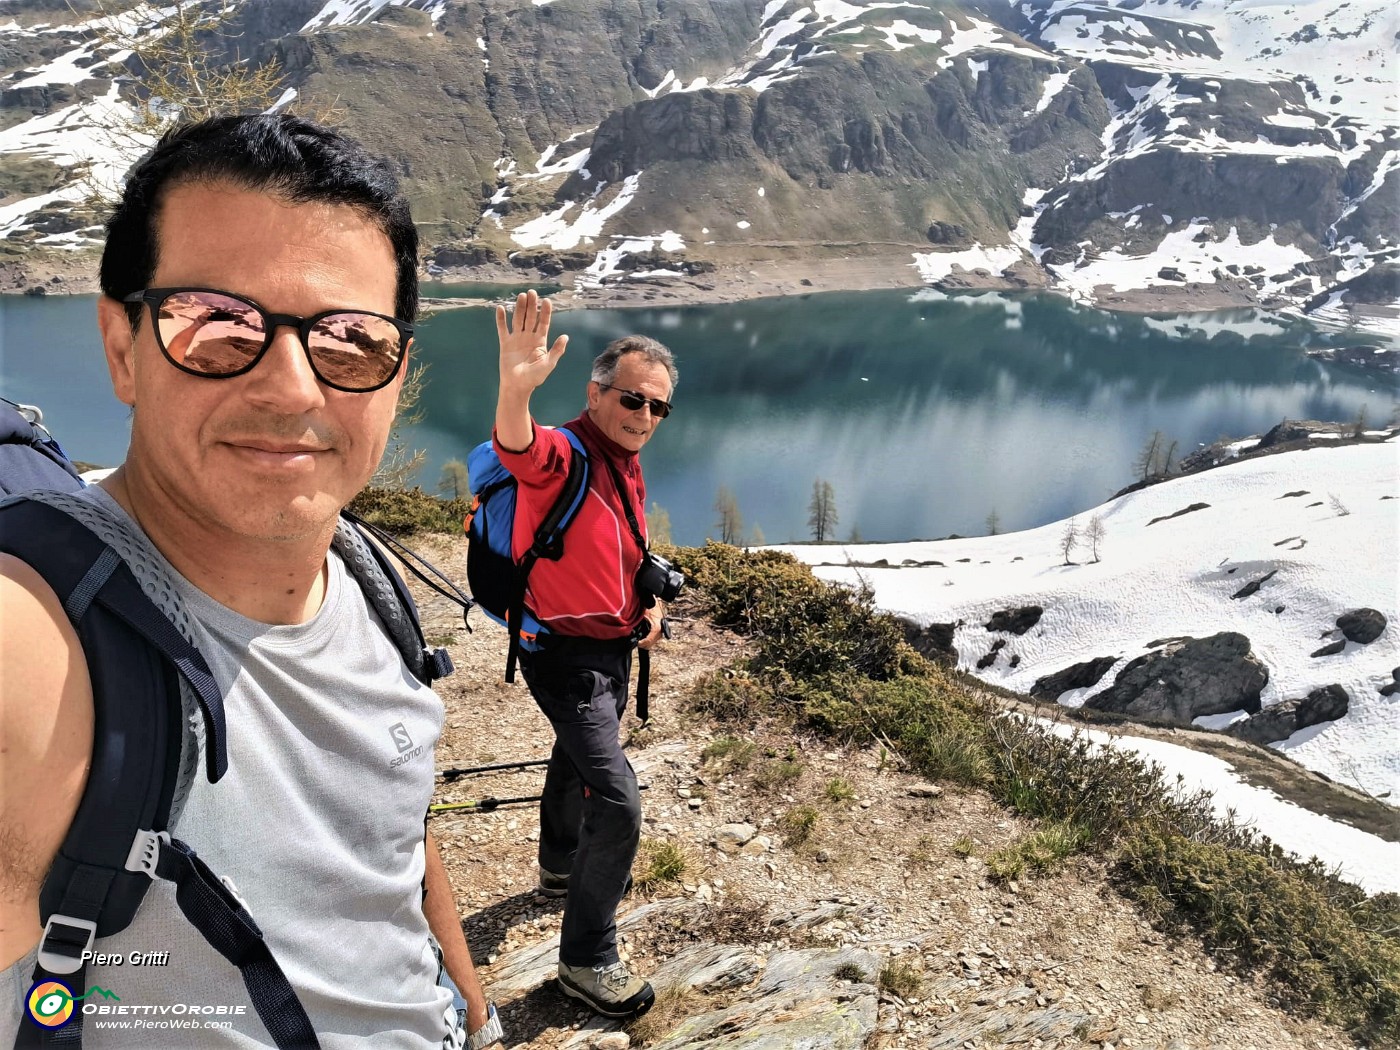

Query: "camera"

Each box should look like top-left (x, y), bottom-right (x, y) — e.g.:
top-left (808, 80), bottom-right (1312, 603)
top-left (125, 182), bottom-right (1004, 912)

top-left (635, 551), bottom-right (685, 605)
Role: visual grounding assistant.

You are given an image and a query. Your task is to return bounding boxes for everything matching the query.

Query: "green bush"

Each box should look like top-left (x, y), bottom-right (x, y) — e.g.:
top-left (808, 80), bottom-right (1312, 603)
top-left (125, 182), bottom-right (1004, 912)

top-left (1119, 832), bottom-right (1400, 1042)
top-left (348, 485), bottom-right (468, 535)
top-left (823, 777), bottom-right (856, 803)
top-left (633, 839), bottom-right (692, 895)
top-left (983, 715), bottom-right (1246, 849)
top-left (670, 543), bottom-right (913, 683)
top-left (688, 667), bottom-right (781, 724)
top-left (753, 758), bottom-right (804, 793)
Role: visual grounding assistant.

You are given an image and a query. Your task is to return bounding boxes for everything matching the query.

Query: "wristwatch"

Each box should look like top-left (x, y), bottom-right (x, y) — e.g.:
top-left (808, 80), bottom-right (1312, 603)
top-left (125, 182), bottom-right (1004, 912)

top-left (468, 1002), bottom-right (503, 1050)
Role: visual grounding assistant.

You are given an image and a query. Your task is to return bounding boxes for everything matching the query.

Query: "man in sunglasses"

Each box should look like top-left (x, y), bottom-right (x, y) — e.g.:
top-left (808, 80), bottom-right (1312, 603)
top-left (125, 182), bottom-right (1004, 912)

top-left (491, 292), bottom-right (676, 1019)
top-left (0, 116), bottom-right (502, 1048)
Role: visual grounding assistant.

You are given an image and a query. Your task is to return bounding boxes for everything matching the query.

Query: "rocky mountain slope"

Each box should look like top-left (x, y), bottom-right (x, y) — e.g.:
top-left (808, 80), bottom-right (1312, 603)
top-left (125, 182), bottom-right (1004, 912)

top-left (1, 0), bottom-right (1395, 326)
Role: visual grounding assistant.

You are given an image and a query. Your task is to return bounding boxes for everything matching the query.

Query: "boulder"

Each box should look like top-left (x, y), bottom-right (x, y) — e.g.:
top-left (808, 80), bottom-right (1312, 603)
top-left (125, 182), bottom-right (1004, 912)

top-left (1336, 608), bottom-right (1386, 644)
top-left (984, 606), bottom-right (1043, 635)
top-left (902, 620), bottom-right (957, 665)
top-left (1256, 419), bottom-right (1340, 449)
top-left (1030, 656), bottom-right (1118, 701)
top-left (1380, 668), bottom-right (1400, 697)
top-left (1229, 685), bottom-right (1349, 745)
top-left (715, 823), bottom-right (758, 852)
top-left (926, 221), bottom-right (970, 245)
top-left (1310, 640), bottom-right (1346, 658)
top-left (1085, 633), bottom-right (1267, 724)
top-left (1231, 569), bottom-right (1277, 600)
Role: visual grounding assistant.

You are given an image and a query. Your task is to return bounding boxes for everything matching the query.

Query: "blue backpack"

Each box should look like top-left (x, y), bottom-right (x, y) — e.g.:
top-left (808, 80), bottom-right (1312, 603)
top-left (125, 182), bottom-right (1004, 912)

top-left (0, 402), bottom-right (454, 1050)
top-left (0, 398), bottom-right (84, 496)
top-left (465, 428), bottom-right (589, 682)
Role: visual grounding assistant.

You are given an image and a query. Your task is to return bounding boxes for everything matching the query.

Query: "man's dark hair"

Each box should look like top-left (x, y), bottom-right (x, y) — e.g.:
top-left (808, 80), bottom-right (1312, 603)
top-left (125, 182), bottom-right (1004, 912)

top-left (591, 335), bottom-right (678, 391)
top-left (100, 114), bottom-right (419, 323)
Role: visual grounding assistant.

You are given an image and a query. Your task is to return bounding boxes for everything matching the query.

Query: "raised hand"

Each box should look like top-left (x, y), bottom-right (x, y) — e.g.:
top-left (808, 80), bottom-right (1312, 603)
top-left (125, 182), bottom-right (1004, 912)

top-left (496, 289), bottom-right (568, 394)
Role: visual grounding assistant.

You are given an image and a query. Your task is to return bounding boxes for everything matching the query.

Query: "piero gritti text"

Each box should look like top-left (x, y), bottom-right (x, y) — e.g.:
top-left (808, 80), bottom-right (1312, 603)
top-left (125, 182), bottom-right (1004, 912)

top-left (81, 950), bottom-right (170, 966)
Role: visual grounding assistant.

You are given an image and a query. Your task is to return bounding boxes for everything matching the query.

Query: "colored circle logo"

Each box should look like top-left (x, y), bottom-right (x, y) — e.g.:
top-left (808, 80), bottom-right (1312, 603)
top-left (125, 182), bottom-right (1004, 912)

top-left (26, 980), bottom-right (75, 1028)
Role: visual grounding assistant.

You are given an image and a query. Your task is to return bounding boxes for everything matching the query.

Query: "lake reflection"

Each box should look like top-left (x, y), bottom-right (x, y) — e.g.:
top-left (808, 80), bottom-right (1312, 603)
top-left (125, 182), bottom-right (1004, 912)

top-left (1, 288), bottom-right (1392, 545)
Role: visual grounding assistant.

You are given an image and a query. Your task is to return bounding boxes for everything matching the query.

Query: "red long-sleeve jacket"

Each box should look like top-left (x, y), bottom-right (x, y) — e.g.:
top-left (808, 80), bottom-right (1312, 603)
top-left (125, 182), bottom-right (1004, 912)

top-left (493, 411), bottom-right (648, 640)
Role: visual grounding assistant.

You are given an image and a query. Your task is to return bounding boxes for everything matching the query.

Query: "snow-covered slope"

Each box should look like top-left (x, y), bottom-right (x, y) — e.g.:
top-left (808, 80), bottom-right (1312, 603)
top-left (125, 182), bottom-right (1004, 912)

top-left (779, 440), bottom-right (1400, 805)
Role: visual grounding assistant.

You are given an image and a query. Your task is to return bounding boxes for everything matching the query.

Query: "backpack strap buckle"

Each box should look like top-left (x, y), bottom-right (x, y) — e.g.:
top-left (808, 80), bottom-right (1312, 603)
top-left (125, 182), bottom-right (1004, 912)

top-left (37, 914), bottom-right (96, 974)
top-left (124, 828), bottom-right (172, 878)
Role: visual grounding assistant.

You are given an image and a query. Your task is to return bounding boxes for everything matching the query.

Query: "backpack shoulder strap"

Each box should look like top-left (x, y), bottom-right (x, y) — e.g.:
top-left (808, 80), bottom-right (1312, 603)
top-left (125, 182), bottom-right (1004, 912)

top-left (530, 427), bottom-right (590, 559)
top-left (503, 431), bottom-right (590, 681)
top-left (1, 497), bottom-right (318, 1049)
top-left (335, 513), bottom-right (458, 686)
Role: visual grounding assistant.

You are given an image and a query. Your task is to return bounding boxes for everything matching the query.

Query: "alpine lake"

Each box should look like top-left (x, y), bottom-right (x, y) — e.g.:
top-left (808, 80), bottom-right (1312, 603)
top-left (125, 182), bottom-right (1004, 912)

top-left (2, 284), bottom-right (1393, 547)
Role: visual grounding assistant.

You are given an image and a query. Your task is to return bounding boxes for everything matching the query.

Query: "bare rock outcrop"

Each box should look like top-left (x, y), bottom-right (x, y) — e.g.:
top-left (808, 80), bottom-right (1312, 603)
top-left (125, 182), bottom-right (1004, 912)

top-left (1336, 608), bottom-right (1386, 645)
top-left (1030, 656), bottom-right (1118, 701)
top-left (1084, 633), bottom-right (1267, 724)
top-left (1228, 685), bottom-right (1349, 746)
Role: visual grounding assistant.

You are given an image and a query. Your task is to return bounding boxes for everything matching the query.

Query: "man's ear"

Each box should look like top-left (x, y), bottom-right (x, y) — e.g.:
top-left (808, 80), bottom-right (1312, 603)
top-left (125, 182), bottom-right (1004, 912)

top-left (585, 380), bottom-right (601, 411)
top-left (97, 296), bottom-right (137, 407)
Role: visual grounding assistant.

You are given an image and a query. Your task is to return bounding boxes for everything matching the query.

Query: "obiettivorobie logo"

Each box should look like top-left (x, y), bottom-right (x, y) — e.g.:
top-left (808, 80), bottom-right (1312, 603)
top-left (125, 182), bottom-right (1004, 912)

top-left (25, 981), bottom-right (119, 1029)
top-left (25, 980), bottom-right (248, 1030)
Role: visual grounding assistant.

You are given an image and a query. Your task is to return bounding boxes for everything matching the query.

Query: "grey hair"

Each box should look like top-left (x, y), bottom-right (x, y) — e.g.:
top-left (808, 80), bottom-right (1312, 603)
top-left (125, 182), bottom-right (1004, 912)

top-left (590, 335), bottom-right (678, 392)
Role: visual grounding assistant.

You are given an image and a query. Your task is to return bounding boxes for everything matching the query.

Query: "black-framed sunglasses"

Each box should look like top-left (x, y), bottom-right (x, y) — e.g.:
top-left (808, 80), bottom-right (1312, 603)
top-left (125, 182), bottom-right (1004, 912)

top-left (598, 383), bottom-right (672, 419)
top-left (123, 287), bottom-right (413, 393)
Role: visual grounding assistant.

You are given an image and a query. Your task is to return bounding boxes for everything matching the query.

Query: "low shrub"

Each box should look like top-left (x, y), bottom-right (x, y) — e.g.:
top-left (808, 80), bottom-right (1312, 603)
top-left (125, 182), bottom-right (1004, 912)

top-left (878, 960), bottom-right (923, 999)
top-left (348, 485), bottom-right (468, 535)
top-left (832, 962), bottom-right (868, 983)
top-left (753, 758), bottom-right (804, 793)
top-left (779, 805), bottom-right (820, 847)
top-left (986, 822), bottom-right (1090, 882)
top-left (688, 667), bottom-right (781, 724)
top-left (633, 839), bottom-right (692, 895)
top-left (701, 735), bottom-right (758, 771)
top-left (823, 777), bottom-right (856, 803)
top-left (669, 543), bottom-right (913, 683)
top-left (1118, 831), bottom-right (1400, 1043)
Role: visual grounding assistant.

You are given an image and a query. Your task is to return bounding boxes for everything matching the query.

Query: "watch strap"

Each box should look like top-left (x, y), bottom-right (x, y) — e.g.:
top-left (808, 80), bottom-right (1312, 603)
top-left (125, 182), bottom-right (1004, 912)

top-left (468, 1002), bottom-right (503, 1050)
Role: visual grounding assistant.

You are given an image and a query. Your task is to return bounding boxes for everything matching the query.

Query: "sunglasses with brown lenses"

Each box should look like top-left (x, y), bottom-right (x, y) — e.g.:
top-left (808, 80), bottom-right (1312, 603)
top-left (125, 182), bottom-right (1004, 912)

top-left (123, 287), bottom-right (412, 393)
top-left (598, 383), bottom-right (672, 418)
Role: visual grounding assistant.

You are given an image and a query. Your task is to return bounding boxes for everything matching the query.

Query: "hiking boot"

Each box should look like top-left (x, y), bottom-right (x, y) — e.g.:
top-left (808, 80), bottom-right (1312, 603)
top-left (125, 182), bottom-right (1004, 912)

top-left (556, 961), bottom-right (655, 1018)
top-left (537, 866), bottom-right (570, 897)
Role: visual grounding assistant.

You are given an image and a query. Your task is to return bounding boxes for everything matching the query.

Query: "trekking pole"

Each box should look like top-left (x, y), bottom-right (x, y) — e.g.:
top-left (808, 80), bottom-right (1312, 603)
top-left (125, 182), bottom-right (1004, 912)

top-left (438, 758), bottom-right (551, 781)
top-left (430, 784), bottom-right (648, 815)
top-left (429, 794), bottom-right (542, 814)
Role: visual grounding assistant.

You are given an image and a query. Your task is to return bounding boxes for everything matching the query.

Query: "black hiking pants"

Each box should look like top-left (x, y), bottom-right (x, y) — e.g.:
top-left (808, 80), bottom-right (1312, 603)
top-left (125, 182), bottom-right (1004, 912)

top-left (519, 635), bottom-right (641, 969)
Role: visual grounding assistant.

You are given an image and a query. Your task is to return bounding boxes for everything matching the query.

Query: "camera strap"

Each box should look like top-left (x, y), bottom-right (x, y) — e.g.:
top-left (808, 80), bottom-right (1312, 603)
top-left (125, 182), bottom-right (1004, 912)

top-left (600, 455), bottom-right (648, 553)
top-left (601, 455), bottom-right (654, 723)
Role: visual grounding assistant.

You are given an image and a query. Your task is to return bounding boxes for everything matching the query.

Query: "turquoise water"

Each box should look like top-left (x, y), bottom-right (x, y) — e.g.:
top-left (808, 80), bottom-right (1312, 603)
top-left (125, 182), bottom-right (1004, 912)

top-left (2, 287), bottom-right (1391, 545)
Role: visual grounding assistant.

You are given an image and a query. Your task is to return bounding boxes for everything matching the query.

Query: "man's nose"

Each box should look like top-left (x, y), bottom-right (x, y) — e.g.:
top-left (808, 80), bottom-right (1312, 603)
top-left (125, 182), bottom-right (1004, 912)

top-left (244, 325), bottom-right (325, 409)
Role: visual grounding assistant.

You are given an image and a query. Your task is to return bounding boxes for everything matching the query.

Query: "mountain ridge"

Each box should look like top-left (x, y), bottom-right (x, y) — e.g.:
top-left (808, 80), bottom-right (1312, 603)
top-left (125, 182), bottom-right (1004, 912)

top-left (0, 0), bottom-right (1395, 330)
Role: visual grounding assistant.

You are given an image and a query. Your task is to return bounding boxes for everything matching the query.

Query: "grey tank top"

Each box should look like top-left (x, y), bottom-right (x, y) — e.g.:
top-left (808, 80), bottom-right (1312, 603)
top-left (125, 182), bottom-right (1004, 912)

top-left (1, 488), bottom-right (454, 1048)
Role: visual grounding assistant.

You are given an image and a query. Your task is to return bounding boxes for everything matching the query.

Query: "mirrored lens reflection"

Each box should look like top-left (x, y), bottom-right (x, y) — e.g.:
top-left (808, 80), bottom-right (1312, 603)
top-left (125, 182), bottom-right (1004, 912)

top-left (157, 291), bottom-right (264, 373)
top-left (309, 313), bottom-right (401, 388)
